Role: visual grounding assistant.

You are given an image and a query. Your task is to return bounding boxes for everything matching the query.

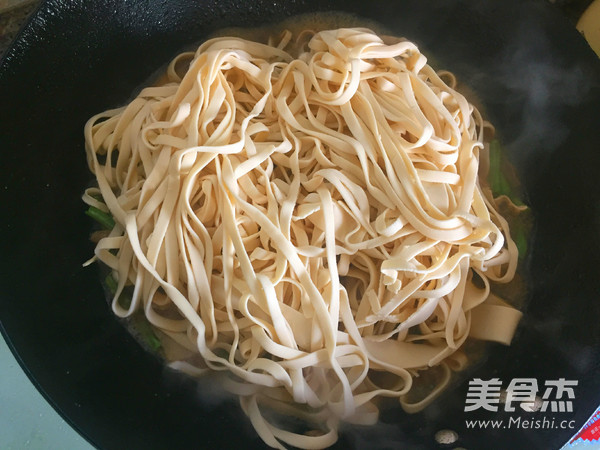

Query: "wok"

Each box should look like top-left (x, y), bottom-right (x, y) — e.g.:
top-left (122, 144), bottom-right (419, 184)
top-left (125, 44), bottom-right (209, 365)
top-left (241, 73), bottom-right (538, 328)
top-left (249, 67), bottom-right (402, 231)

top-left (1, 0), bottom-right (599, 448)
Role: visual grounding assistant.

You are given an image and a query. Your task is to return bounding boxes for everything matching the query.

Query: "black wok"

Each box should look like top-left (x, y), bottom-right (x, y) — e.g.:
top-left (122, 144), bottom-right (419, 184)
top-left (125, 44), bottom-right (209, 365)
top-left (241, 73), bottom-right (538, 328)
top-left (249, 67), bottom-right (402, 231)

top-left (1, 0), bottom-right (599, 448)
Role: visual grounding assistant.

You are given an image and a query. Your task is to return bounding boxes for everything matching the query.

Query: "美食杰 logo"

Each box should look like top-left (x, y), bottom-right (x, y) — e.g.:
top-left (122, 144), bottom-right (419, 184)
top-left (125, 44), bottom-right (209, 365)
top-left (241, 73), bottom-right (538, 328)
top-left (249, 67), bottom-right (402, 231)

top-left (463, 378), bottom-right (579, 431)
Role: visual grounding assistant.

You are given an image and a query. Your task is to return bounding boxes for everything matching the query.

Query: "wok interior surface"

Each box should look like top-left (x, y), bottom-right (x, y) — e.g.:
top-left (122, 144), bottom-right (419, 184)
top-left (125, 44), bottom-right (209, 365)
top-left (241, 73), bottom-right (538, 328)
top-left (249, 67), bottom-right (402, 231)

top-left (1, 0), bottom-right (599, 448)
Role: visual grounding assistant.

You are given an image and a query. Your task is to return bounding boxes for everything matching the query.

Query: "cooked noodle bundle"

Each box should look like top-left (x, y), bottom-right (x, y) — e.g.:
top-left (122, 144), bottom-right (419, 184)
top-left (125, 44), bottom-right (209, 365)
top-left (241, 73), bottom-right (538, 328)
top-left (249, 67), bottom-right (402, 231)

top-left (83, 28), bottom-right (522, 449)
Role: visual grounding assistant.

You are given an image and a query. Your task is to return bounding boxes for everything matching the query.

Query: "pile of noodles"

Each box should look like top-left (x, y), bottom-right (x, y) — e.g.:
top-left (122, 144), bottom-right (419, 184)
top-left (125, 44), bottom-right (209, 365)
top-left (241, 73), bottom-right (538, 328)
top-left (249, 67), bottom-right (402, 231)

top-left (83, 28), bottom-right (523, 449)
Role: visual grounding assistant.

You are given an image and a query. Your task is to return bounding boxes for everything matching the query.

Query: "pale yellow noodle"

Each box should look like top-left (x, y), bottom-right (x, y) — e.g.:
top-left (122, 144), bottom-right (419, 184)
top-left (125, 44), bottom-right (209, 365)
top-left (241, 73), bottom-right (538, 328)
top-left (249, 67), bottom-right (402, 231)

top-left (83, 28), bottom-right (522, 449)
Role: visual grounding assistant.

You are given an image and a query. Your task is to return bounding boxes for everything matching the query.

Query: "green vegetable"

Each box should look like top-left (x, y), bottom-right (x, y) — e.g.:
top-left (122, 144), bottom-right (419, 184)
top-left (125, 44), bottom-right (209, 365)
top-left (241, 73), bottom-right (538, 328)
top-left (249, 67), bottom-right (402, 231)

top-left (489, 140), bottom-right (513, 199)
top-left (488, 140), bottom-right (531, 259)
top-left (104, 273), bottom-right (118, 294)
top-left (131, 314), bottom-right (162, 351)
top-left (514, 227), bottom-right (528, 259)
top-left (488, 140), bottom-right (526, 207)
top-left (85, 206), bottom-right (115, 230)
top-left (105, 275), bottom-right (159, 350)
top-left (104, 274), bottom-right (132, 309)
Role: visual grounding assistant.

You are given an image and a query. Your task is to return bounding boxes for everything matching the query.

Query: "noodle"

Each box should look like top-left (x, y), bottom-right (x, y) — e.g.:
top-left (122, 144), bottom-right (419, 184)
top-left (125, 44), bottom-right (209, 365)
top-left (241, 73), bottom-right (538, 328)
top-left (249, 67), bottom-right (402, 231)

top-left (83, 27), bottom-right (523, 449)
